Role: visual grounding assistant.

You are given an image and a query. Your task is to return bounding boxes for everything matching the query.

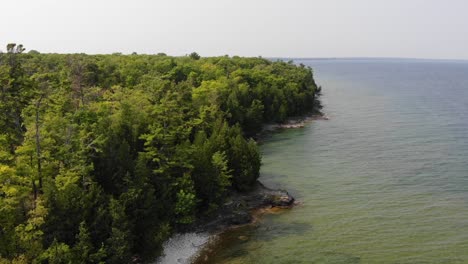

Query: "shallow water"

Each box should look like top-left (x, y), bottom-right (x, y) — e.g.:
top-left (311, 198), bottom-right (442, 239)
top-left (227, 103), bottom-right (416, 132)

top-left (200, 59), bottom-right (468, 264)
top-left (156, 232), bottom-right (210, 264)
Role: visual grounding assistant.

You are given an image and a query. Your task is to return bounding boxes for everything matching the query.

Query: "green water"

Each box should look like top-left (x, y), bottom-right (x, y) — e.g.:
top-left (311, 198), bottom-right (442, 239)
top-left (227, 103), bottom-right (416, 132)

top-left (202, 59), bottom-right (468, 264)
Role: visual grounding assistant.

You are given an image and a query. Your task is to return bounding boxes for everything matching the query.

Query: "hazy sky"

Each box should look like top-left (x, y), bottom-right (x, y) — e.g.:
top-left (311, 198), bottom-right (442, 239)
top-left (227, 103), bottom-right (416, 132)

top-left (1, 0), bottom-right (468, 59)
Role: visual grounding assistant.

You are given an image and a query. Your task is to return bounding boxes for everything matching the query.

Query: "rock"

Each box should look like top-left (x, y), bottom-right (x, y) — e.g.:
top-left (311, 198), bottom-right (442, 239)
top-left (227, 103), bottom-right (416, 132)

top-left (253, 185), bottom-right (295, 208)
top-left (269, 192), bottom-right (295, 207)
top-left (279, 123), bottom-right (305, 129)
top-left (229, 211), bottom-right (252, 225)
top-left (184, 181), bottom-right (295, 233)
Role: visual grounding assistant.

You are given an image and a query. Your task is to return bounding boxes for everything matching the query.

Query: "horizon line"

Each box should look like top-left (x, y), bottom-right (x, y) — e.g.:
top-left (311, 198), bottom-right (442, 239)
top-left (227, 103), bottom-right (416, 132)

top-left (269, 56), bottom-right (468, 62)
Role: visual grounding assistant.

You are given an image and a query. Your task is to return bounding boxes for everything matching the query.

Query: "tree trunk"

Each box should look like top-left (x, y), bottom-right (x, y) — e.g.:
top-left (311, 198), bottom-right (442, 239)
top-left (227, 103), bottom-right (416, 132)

top-left (35, 95), bottom-right (44, 190)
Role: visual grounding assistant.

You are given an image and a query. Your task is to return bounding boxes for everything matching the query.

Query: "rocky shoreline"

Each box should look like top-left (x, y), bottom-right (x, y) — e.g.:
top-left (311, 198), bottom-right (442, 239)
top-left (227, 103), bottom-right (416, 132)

top-left (188, 113), bottom-right (328, 234)
top-left (157, 112), bottom-right (326, 264)
top-left (263, 113), bottom-right (328, 131)
top-left (155, 182), bottom-right (296, 264)
top-left (191, 182), bottom-right (296, 233)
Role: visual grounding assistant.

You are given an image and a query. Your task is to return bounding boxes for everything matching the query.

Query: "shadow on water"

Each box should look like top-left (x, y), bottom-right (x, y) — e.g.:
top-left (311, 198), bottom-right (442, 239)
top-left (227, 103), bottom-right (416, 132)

top-left (194, 221), bottom-right (314, 264)
top-left (257, 127), bottom-right (308, 146)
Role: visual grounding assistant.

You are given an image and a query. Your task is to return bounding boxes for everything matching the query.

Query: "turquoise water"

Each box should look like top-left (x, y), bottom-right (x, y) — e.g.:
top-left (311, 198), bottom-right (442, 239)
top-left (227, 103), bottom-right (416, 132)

top-left (202, 59), bottom-right (468, 264)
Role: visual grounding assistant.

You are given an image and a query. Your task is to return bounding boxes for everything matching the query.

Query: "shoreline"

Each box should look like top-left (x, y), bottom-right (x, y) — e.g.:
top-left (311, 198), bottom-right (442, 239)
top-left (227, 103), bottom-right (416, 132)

top-left (191, 191), bottom-right (298, 264)
top-left (155, 182), bottom-right (296, 264)
top-left (263, 114), bottom-right (328, 131)
top-left (156, 182), bottom-right (296, 264)
top-left (156, 112), bottom-right (327, 264)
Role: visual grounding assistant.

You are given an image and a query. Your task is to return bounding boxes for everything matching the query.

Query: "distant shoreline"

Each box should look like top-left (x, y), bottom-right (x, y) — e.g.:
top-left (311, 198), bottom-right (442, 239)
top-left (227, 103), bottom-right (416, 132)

top-left (270, 57), bottom-right (468, 63)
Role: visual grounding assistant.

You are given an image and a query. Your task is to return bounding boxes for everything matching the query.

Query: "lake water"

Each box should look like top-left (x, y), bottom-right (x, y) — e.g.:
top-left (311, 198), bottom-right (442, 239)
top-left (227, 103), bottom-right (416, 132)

top-left (201, 59), bottom-right (468, 264)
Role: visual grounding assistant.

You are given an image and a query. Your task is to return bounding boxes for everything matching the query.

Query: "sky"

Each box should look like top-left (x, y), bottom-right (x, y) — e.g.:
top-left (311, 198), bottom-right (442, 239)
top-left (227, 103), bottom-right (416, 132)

top-left (1, 0), bottom-right (468, 59)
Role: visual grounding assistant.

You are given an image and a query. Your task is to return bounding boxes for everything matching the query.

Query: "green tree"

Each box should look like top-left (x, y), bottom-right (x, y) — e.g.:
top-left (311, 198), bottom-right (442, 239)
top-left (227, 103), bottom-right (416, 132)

top-left (228, 133), bottom-right (261, 191)
top-left (15, 198), bottom-right (47, 261)
top-left (72, 221), bottom-right (94, 262)
top-left (0, 43), bottom-right (31, 152)
top-left (174, 173), bottom-right (197, 224)
top-left (39, 238), bottom-right (72, 264)
top-left (189, 52), bottom-right (201, 60)
top-left (106, 198), bottom-right (132, 263)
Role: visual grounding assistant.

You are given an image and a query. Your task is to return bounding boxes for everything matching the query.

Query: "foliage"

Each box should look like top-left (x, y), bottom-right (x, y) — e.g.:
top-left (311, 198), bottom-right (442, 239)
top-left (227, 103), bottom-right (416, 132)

top-left (0, 44), bottom-right (319, 263)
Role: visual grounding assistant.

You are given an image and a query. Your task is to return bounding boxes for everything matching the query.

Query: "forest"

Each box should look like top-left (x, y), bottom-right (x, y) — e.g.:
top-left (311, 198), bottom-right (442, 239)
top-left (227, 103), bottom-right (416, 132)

top-left (0, 44), bottom-right (319, 263)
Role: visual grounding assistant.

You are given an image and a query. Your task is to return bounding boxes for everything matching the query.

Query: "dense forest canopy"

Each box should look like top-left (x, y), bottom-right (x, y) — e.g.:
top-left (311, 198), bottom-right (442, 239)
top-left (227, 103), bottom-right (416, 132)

top-left (0, 44), bottom-right (319, 263)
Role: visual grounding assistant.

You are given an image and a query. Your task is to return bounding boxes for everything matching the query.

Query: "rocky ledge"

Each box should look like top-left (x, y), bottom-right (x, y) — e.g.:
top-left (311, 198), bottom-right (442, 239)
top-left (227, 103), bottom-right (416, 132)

top-left (188, 182), bottom-right (295, 233)
top-left (262, 113), bottom-right (328, 131)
